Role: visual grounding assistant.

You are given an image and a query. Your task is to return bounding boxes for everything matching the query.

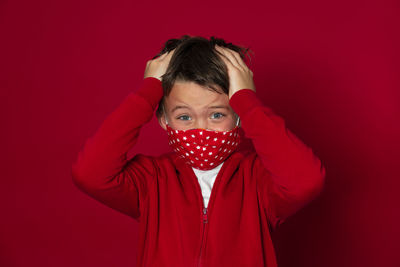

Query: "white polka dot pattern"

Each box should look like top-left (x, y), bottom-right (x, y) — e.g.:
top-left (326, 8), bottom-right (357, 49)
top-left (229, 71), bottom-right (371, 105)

top-left (166, 124), bottom-right (242, 170)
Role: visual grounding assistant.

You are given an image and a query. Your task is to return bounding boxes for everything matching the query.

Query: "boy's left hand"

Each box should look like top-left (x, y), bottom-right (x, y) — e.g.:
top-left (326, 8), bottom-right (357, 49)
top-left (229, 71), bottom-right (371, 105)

top-left (215, 45), bottom-right (256, 99)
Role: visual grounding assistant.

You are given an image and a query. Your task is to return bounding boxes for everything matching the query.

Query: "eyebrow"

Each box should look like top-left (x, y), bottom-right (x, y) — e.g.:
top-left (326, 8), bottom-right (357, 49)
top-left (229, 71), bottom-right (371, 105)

top-left (171, 105), bottom-right (189, 113)
top-left (209, 105), bottom-right (229, 109)
top-left (171, 105), bottom-right (229, 113)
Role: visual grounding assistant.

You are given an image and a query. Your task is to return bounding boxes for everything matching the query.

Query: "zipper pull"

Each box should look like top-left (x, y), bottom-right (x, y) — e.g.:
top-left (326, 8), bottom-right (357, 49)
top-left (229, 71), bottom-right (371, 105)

top-left (203, 207), bottom-right (208, 223)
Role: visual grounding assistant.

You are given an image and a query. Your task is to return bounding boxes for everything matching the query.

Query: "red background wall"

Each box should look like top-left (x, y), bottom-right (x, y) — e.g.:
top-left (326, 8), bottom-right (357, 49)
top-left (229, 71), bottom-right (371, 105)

top-left (1, 0), bottom-right (398, 266)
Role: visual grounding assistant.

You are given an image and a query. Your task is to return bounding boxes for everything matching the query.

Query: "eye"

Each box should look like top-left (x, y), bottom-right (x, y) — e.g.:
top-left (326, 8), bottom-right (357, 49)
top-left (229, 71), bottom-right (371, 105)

top-left (211, 112), bottom-right (226, 119)
top-left (177, 115), bottom-right (191, 121)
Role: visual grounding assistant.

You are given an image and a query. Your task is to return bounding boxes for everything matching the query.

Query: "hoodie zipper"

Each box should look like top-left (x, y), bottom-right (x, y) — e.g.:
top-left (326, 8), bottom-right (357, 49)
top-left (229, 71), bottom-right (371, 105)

top-left (180, 156), bottom-right (233, 267)
top-left (198, 206), bottom-right (208, 267)
top-left (175, 154), bottom-right (236, 267)
top-left (194, 166), bottom-right (225, 267)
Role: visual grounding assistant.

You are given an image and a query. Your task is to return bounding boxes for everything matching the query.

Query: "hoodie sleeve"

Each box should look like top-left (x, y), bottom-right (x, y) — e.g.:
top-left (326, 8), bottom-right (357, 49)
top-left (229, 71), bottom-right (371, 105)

top-left (71, 77), bottom-right (163, 221)
top-left (229, 89), bottom-right (326, 230)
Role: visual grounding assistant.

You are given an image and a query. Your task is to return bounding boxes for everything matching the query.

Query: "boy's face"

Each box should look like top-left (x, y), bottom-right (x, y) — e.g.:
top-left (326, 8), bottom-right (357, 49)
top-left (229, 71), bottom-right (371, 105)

top-left (159, 81), bottom-right (239, 132)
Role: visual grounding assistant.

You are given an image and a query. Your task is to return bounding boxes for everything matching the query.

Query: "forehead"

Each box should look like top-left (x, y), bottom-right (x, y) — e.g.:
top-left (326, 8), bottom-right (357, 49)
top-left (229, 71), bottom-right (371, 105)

top-left (165, 81), bottom-right (229, 112)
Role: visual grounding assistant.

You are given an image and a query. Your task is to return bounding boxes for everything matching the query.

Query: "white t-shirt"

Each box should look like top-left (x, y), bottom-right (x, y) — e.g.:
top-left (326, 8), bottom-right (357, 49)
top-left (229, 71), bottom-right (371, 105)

top-left (192, 162), bottom-right (224, 208)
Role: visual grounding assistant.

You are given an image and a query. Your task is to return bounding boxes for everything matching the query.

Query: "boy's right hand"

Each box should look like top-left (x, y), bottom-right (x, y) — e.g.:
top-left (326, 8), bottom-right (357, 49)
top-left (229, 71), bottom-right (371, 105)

top-left (143, 49), bottom-right (176, 81)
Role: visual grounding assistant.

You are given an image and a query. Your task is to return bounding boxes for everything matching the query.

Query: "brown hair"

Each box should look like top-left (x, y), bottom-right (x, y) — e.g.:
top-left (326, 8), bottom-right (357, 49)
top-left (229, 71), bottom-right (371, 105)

top-left (154, 35), bottom-right (254, 119)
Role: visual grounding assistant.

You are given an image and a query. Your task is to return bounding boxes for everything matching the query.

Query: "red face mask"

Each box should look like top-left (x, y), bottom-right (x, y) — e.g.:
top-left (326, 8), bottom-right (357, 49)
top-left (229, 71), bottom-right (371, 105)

top-left (165, 115), bottom-right (242, 170)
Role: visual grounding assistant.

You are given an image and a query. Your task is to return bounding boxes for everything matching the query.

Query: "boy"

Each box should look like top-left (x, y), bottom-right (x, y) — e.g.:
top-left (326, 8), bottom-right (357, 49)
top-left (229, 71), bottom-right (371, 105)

top-left (71, 35), bottom-right (326, 267)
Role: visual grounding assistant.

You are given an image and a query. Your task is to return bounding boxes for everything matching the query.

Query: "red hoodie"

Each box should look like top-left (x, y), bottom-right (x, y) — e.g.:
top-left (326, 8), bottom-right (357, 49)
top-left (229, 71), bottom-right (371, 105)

top-left (71, 77), bottom-right (326, 267)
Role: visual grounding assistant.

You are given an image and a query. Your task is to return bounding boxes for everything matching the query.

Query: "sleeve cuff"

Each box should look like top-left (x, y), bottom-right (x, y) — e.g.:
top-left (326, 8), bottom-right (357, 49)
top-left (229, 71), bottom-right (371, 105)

top-left (229, 89), bottom-right (271, 118)
top-left (134, 77), bottom-right (164, 110)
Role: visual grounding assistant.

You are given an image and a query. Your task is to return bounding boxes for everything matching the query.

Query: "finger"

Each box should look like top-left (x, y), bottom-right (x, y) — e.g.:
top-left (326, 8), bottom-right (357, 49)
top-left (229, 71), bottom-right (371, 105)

top-left (229, 49), bottom-right (249, 72)
top-left (159, 52), bottom-right (169, 58)
top-left (215, 46), bottom-right (235, 70)
top-left (230, 49), bottom-right (249, 71)
top-left (215, 46), bottom-right (240, 68)
top-left (164, 48), bottom-right (176, 60)
top-left (159, 49), bottom-right (174, 59)
top-left (151, 53), bottom-right (165, 62)
top-left (218, 48), bottom-right (235, 71)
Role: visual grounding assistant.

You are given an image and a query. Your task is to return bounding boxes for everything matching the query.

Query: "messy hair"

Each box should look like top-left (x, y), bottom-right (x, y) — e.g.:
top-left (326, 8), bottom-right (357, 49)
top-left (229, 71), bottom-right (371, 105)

top-left (154, 35), bottom-right (254, 119)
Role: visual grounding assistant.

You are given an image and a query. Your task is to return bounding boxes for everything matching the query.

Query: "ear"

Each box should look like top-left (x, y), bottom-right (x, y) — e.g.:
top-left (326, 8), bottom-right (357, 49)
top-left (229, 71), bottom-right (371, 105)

top-left (233, 111), bottom-right (241, 127)
top-left (158, 113), bottom-right (168, 131)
